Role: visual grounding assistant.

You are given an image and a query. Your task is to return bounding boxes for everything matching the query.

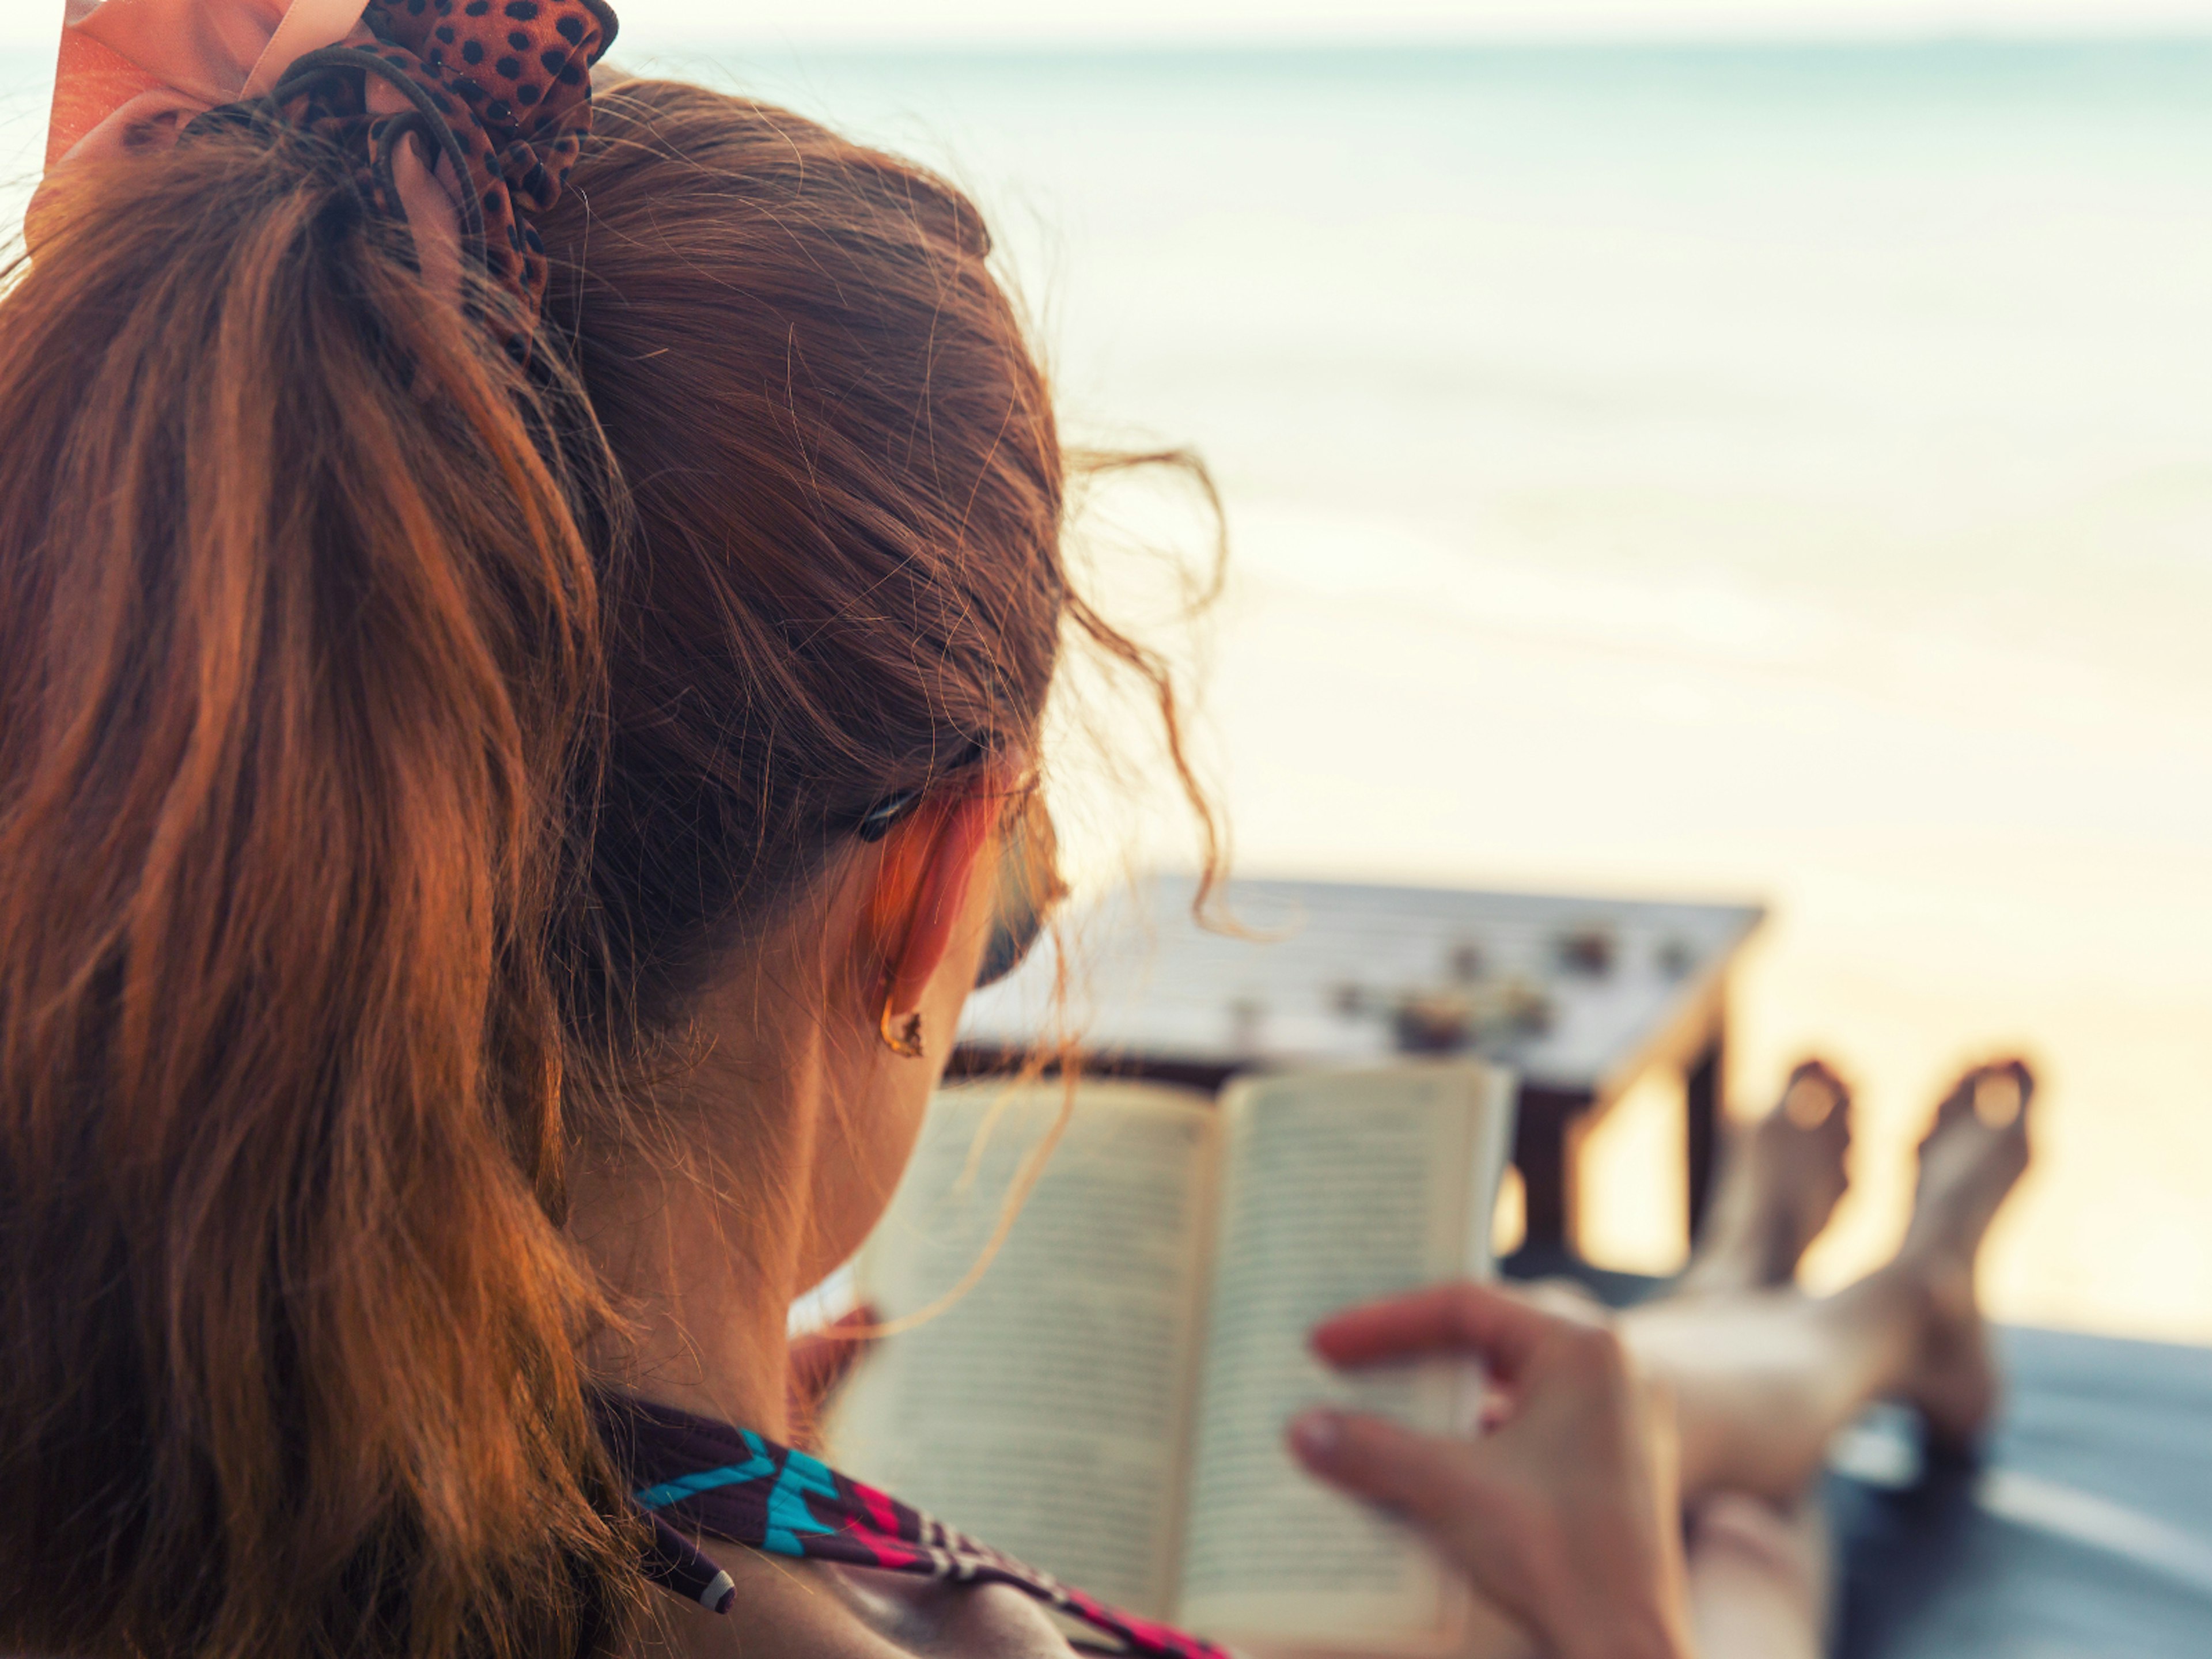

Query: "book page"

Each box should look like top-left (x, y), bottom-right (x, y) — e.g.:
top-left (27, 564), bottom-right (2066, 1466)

top-left (827, 1080), bottom-right (1218, 1620)
top-left (1176, 1062), bottom-right (1514, 1651)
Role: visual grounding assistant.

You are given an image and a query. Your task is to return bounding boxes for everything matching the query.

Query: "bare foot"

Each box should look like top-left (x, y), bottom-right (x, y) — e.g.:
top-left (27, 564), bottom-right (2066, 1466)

top-left (1681, 1060), bottom-right (1853, 1296)
top-left (1897, 1060), bottom-right (2036, 1452)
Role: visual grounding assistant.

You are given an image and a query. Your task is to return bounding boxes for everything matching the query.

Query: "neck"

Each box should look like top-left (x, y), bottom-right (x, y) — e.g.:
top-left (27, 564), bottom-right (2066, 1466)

top-left (570, 1025), bottom-right (829, 1441)
top-left (575, 1166), bottom-right (798, 1438)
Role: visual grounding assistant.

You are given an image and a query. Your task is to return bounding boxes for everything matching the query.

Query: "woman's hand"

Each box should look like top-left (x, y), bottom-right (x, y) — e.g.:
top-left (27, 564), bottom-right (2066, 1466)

top-left (1288, 1282), bottom-right (1692, 1659)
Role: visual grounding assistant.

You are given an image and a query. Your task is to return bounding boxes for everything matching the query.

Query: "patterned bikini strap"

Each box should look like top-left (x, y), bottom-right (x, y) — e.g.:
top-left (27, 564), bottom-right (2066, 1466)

top-left (592, 1391), bottom-right (1233, 1659)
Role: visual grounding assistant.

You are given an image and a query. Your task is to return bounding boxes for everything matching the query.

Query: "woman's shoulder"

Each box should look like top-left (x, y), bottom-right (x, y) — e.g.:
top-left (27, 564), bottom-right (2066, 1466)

top-left (665, 1550), bottom-right (1077, 1659)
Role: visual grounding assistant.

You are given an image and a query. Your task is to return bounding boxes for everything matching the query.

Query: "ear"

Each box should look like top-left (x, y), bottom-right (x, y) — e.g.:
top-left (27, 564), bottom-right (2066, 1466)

top-left (865, 782), bottom-right (1003, 1026)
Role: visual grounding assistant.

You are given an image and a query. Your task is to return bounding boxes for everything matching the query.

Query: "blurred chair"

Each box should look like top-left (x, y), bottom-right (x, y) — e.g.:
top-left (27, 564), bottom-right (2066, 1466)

top-left (1825, 1327), bottom-right (2212, 1658)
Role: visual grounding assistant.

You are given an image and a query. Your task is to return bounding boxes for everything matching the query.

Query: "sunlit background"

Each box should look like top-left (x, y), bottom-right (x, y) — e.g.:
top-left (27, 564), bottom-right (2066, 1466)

top-left (6, 3), bottom-right (2209, 1340)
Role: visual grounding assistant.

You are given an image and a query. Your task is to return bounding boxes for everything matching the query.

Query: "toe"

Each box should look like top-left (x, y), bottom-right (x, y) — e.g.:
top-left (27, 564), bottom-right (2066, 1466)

top-left (1781, 1059), bottom-right (1848, 1128)
top-left (1970, 1065), bottom-right (2027, 1130)
top-left (1936, 1069), bottom-right (1980, 1127)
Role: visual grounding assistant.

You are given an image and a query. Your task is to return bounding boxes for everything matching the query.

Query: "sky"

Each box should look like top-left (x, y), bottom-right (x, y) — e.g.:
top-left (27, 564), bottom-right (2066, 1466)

top-left (9, 0), bottom-right (2212, 51)
top-left (620, 0), bottom-right (2212, 44)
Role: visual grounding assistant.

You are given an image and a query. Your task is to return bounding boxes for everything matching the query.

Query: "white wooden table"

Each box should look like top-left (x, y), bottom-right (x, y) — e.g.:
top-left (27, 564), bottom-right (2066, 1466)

top-left (954, 874), bottom-right (1764, 1257)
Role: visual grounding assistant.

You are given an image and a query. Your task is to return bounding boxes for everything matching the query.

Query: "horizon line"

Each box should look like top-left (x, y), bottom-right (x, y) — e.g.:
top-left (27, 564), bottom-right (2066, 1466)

top-left (7, 22), bottom-right (2212, 53)
top-left (5, 31), bottom-right (2212, 67)
top-left (631, 25), bottom-right (2212, 49)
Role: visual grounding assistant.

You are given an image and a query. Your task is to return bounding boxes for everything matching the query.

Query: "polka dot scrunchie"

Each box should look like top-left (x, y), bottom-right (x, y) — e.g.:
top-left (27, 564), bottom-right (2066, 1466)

top-left (271, 0), bottom-right (618, 344)
top-left (44, 0), bottom-right (620, 352)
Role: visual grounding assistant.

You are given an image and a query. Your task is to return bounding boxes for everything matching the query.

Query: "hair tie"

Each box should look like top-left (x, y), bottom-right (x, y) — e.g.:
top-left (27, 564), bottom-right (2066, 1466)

top-left (39, 0), bottom-right (619, 350)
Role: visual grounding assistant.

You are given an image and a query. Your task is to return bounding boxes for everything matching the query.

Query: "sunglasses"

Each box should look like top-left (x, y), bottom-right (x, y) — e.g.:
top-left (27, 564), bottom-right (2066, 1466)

top-left (973, 791), bottom-right (1066, 991)
top-left (853, 762), bottom-right (1064, 991)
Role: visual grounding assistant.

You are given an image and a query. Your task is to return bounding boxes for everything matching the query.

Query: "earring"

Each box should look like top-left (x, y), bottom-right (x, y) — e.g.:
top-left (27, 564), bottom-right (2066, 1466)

top-left (880, 998), bottom-right (926, 1059)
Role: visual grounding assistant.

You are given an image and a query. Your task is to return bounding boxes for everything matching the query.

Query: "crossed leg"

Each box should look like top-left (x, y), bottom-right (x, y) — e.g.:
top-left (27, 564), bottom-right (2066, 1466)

top-left (1619, 1059), bottom-right (2035, 1657)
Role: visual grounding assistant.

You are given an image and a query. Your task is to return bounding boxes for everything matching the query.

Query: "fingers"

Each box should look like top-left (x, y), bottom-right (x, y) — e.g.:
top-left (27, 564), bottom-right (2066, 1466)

top-left (1310, 1281), bottom-right (1558, 1376)
top-left (1517, 1278), bottom-right (1611, 1327)
top-left (1289, 1317), bottom-right (1685, 1659)
top-left (1287, 1406), bottom-right (1477, 1531)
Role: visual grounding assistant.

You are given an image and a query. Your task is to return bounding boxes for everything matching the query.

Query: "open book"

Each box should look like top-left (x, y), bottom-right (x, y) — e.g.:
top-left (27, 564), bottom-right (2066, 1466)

top-left (827, 1062), bottom-right (1517, 1657)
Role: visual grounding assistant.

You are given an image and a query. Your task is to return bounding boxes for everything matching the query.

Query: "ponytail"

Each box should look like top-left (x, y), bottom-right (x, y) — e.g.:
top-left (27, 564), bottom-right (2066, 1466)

top-left (0, 123), bottom-right (637, 1659)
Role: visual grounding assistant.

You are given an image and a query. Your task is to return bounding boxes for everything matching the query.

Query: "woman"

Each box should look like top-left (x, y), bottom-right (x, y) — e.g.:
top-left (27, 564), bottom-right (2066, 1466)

top-left (0, 4), bottom-right (2030, 1657)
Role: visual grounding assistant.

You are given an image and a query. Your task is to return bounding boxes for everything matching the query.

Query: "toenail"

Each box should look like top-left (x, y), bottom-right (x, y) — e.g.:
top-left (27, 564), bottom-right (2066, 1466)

top-left (1784, 1076), bottom-right (1838, 1127)
top-left (1973, 1071), bottom-right (2023, 1128)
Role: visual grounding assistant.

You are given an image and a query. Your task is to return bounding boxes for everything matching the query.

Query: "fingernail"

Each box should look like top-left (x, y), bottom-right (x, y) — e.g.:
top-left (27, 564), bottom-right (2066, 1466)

top-left (1289, 1408), bottom-right (1342, 1461)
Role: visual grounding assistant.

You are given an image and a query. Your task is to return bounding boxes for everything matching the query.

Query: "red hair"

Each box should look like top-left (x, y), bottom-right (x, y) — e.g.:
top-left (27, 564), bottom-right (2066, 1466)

top-left (0, 74), bottom-right (1215, 1659)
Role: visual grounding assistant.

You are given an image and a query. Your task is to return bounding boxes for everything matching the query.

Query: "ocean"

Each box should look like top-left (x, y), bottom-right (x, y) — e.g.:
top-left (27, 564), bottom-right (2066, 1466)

top-left (5, 39), bottom-right (2210, 1338)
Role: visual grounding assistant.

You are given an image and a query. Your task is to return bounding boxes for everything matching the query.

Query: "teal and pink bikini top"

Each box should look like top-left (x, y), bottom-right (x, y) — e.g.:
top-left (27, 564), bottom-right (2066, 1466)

top-left (595, 1393), bottom-right (1226, 1659)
